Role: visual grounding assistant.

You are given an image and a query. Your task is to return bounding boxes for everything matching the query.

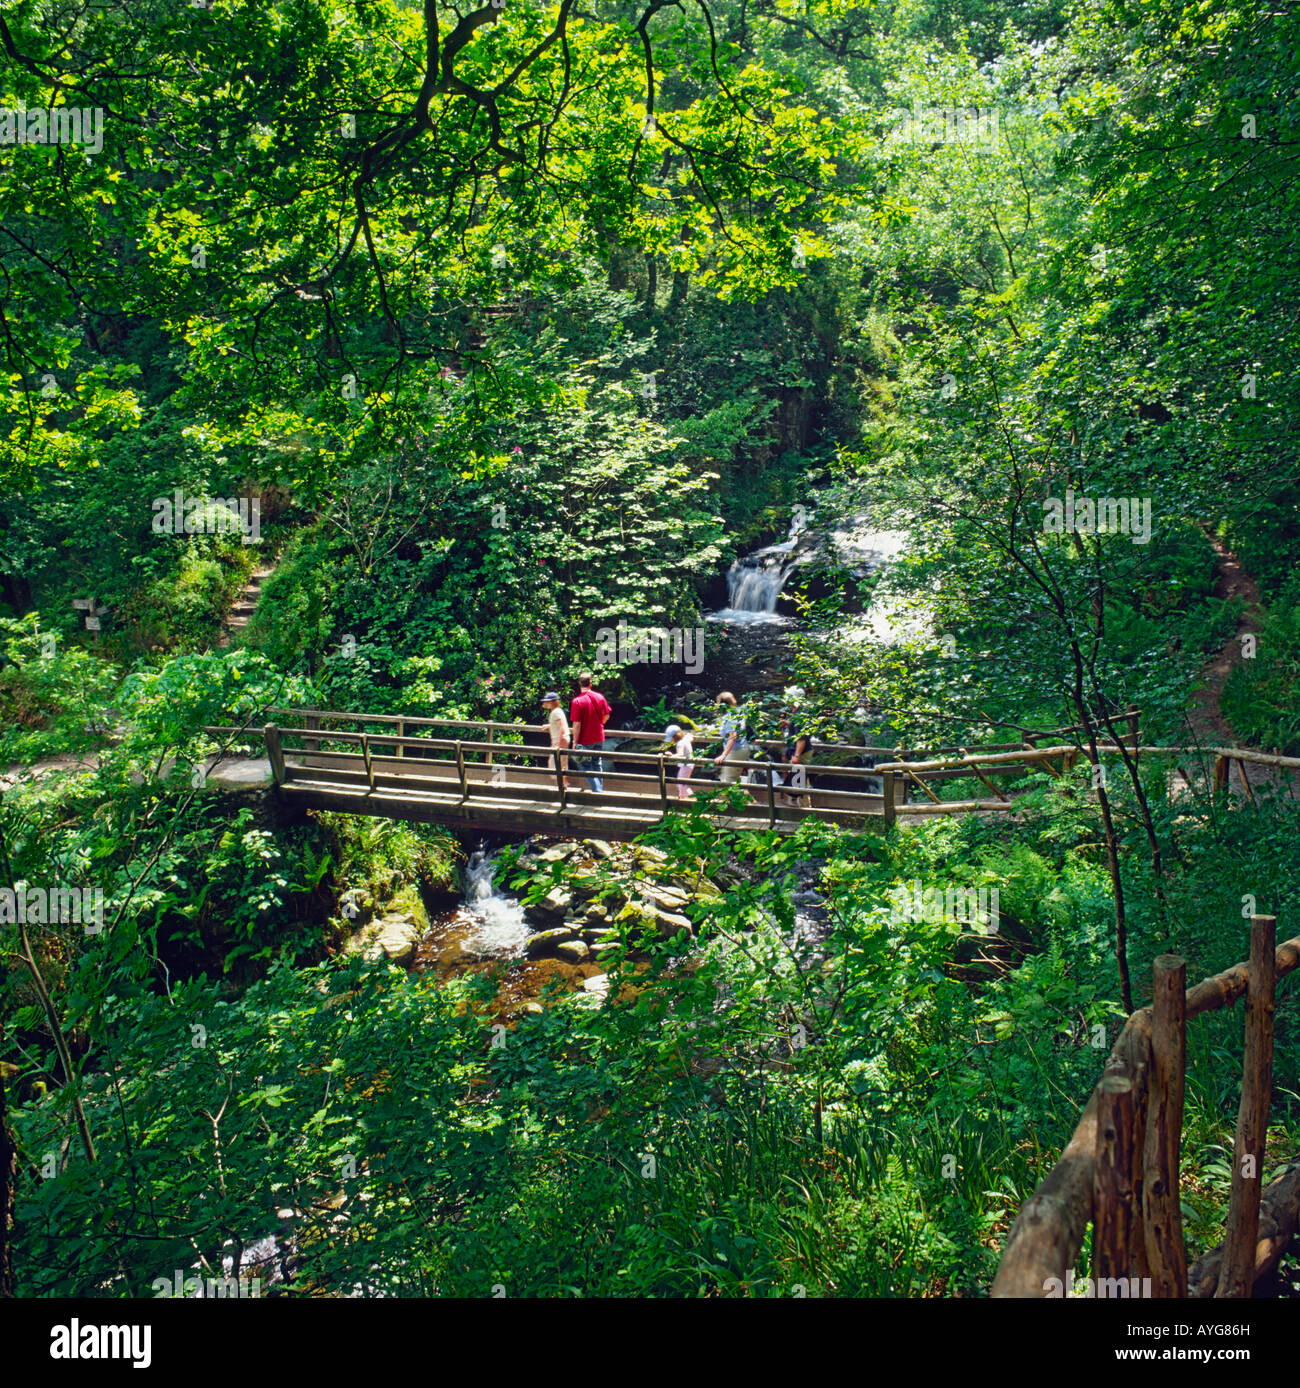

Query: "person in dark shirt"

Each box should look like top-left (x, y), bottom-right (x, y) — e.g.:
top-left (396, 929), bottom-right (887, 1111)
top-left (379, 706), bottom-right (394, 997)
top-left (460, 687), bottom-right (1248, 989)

top-left (569, 672), bottom-right (612, 793)
top-left (778, 694), bottom-right (814, 807)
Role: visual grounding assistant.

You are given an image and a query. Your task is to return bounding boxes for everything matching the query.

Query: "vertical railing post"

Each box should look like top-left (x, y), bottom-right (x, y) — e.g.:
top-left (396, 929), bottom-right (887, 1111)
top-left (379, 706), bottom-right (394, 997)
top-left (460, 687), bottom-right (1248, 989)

top-left (304, 711), bottom-right (319, 755)
top-left (486, 725), bottom-right (495, 770)
top-left (1093, 1074), bottom-right (1136, 1283)
top-left (658, 754), bottom-right (668, 814)
top-left (554, 746), bottom-right (567, 811)
top-left (1218, 915), bottom-right (1277, 1297)
top-left (766, 757), bottom-right (776, 828)
top-left (455, 741), bottom-right (469, 800)
top-left (361, 732), bottom-right (375, 794)
top-left (396, 717), bottom-right (405, 759)
top-left (882, 770), bottom-right (896, 828)
top-left (264, 724), bottom-right (287, 785)
top-left (1213, 755), bottom-right (1228, 795)
top-left (1237, 758), bottom-right (1257, 806)
top-left (1125, 706), bottom-right (1140, 751)
top-left (1144, 954), bottom-right (1187, 1296)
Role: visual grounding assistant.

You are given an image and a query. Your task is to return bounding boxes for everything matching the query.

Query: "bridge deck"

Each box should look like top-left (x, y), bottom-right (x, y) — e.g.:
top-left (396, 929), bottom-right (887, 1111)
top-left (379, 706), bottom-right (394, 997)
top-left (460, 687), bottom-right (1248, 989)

top-left (277, 750), bottom-right (895, 837)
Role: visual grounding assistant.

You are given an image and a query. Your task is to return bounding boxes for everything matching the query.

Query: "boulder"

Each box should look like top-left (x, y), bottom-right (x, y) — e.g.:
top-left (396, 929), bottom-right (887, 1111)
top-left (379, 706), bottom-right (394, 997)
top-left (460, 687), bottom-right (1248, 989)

top-left (586, 840), bottom-right (615, 860)
top-left (583, 901), bottom-right (609, 924)
top-left (647, 885), bottom-right (690, 913)
top-left (590, 941), bottom-right (622, 960)
top-left (614, 899), bottom-right (692, 941)
top-left (633, 845), bottom-right (670, 869)
top-left (525, 928), bottom-right (575, 957)
top-left (539, 842), bottom-right (580, 864)
top-left (614, 900), bottom-right (657, 932)
top-left (651, 909), bottom-right (693, 940)
top-left (524, 887), bottom-right (572, 924)
top-left (556, 940), bottom-right (591, 964)
top-left (674, 876), bottom-right (722, 901)
top-left (345, 912), bottom-right (422, 967)
top-left (583, 926), bottom-right (618, 945)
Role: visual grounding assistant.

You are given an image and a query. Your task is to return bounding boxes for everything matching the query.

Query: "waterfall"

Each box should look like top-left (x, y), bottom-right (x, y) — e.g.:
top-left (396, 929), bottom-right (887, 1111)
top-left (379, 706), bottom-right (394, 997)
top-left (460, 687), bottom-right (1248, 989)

top-left (710, 545), bottom-right (799, 625)
top-left (460, 847), bottom-right (529, 953)
top-left (726, 552), bottom-right (794, 614)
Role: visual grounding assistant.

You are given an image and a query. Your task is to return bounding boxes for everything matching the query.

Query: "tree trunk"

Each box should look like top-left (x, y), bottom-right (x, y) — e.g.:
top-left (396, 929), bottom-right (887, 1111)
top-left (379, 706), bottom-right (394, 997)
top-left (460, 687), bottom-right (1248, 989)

top-left (0, 1067), bottom-right (15, 1297)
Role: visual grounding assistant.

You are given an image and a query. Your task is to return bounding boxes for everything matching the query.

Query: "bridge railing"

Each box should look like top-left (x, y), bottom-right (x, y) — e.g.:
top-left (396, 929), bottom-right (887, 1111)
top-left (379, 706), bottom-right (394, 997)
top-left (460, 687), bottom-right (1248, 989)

top-left (244, 722), bottom-right (912, 828)
top-left (993, 916), bottom-right (1300, 1298)
top-left (203, 707), bottom-right (1195, 824)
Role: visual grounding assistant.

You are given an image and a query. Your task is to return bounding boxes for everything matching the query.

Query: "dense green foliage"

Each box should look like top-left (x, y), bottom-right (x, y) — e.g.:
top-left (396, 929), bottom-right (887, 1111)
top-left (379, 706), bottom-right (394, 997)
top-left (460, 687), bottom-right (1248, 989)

top-left (2, 0), bottom-right (1298, 1304)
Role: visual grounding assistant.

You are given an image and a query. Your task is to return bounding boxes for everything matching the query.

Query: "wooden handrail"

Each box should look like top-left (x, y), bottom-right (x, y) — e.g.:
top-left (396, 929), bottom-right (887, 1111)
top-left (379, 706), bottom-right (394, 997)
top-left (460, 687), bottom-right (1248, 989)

top-left (259, 705), bottom-right (1155, 759)
top-left (993, 923), bottom-right (1300, 1298)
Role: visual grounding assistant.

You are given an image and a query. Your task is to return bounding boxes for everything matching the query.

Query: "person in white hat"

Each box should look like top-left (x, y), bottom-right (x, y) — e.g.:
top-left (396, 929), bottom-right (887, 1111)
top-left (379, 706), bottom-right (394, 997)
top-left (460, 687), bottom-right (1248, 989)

top-left (541, 691), bottom-right (572, 786)
top-left (664, 724), bottom-right (695, 800)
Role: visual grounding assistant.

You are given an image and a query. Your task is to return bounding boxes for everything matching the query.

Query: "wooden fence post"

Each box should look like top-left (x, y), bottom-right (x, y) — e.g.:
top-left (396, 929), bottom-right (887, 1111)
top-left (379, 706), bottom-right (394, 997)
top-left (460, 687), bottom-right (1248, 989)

top-left (264, 724), bottom-right (287, 785)
top-left (304, 711), bottom-right (319, 755)
top-left (361, 733), bottom-right (375, 794)
top-left (486, 725), bottom-right (495, 769)
top-left (1144, 954), bottom-right (1187, 1296)
top-left (1094, 1074), bottom-right (1136, 1282)
top-left (1213, 756), bottom-right (1228, 795)
top-left (1218, 915), bottom-right (1277, 1297)
top-left (396, 717), bottom-right (405, 759)
top-left (555, 747), bottom-right (567, 811)
top-left (1125, 707), bottom-right (1140, 751)
top-left (882, 770), bottom-right (896, 828)
top-left (454, 741), bottom-right (469, 800)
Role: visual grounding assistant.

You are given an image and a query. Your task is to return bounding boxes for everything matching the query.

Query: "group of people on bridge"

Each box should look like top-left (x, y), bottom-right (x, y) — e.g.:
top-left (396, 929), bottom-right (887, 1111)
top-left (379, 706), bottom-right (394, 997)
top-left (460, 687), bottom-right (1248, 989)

top-left (539, 678), bottom-right (816, 807)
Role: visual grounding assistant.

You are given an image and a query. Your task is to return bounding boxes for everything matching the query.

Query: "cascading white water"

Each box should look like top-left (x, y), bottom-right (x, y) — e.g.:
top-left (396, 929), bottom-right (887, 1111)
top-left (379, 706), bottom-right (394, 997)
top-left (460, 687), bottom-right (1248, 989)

top-left (724, 551), bottom-right (795, 616)
top-left (460, 848), bottom-right (529, 953)
top-left (708, 515), bottom-right (805, 626)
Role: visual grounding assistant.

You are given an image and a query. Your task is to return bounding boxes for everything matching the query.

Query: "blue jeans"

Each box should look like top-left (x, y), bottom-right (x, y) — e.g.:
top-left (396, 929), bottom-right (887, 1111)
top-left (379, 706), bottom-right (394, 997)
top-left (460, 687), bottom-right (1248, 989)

top-left (571, 751), bottom-right (605, 793)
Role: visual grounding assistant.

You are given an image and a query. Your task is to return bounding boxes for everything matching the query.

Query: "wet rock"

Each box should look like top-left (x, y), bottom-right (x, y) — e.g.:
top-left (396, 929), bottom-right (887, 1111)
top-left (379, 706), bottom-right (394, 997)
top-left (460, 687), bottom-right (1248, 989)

top-left (633, 845), bottom-right (670, 869)
top-left (557, 940), bottom-right (591, 964)
top-left (539, 842), bottom-right (580, 864)
top-left (583, 926), bottom-right (618, 945)
top-left (583, 901), bottom-right (609, 925)
top-left (524, 928), bottom-right (575, 958)
top-left (587, 840), bottom-right (614, 860)
top-left (524, 887), bottom-right (572, 923)
top-left (590, 941), bottom-right (622, 960)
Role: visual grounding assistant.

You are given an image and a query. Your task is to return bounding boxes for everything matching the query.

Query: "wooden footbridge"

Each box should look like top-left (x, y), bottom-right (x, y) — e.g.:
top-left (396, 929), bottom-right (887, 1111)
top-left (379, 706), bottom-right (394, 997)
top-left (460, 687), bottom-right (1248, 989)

top-left (203, 708), bottom-right (1299, 841)
top-left (201, 707), bottom-right (1096, 839)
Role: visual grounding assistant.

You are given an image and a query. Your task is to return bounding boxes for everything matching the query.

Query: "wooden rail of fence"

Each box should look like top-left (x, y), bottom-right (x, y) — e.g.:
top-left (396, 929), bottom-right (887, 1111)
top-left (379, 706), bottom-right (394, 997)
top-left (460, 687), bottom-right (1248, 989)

top-left (993, 917), bottom-right (1300, 1298)
top-left (206, 708), bottom-right (1299, 830)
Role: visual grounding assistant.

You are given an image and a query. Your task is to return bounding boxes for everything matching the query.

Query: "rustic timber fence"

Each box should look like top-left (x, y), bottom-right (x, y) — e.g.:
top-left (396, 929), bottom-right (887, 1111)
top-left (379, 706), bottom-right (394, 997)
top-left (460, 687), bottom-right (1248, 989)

top-left (204, 707), bottom-right (1162, 829)
top-left (203, 706), bottom-right (1298, 836)
top-left (993, 916), bottom-right (1300, 1298)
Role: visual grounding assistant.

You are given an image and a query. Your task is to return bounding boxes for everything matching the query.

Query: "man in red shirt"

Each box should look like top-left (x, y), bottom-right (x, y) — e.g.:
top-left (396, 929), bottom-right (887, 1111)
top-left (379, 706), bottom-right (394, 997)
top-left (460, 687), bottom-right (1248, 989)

top-left (569, 673), bottom-right (612, 793)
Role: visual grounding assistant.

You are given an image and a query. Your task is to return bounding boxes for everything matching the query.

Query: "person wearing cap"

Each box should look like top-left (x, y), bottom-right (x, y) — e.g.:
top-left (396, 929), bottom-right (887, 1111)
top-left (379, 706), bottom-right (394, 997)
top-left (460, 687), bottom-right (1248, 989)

top-left (664, 724), bottom-right (695, 800)
top-left (541, 691), bottom-right (571, 786)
